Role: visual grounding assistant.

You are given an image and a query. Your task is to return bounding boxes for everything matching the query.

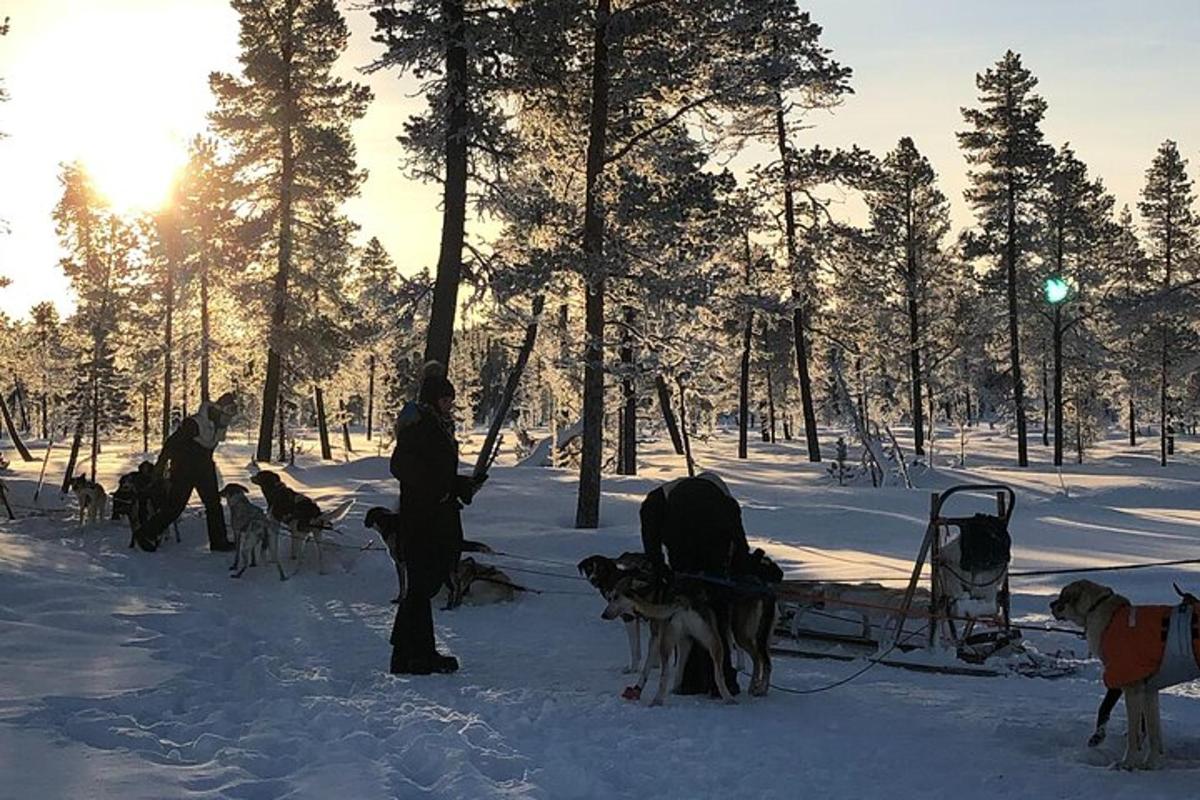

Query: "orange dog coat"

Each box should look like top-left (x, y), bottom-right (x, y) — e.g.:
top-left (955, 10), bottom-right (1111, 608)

top-left (1100, 603), bottom-right (1200, 690)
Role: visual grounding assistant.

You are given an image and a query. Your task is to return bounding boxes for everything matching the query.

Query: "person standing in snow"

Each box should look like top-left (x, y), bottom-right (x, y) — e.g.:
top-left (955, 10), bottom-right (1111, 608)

top-left (387, 362), bottom-right (486, 675)
top-left (640, 471), bottom-right (750, 695)
top-left (134, 392), bottom-right (239, 553)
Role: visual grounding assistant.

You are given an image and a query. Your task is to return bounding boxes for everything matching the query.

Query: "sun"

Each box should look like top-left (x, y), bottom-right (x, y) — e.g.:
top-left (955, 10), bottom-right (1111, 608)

top-left (81, 130), bottom-right (189, 214)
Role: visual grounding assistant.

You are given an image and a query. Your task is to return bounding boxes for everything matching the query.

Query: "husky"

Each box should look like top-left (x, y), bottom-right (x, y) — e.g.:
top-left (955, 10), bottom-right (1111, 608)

top-left (1051, 579), bottom-right (1200, 769)
top-left (251, 470), bottom-right (353, 575)
top-left (68, 474), bottom-right (108, 527)
top-left (113, 462), bottom-right (179, 548)
top-left (602, 574), bottom-right (738, 707)
top-left (220, 483), bottom-right (287, 581)
top-left (579, 552), bottom-right (658, 673)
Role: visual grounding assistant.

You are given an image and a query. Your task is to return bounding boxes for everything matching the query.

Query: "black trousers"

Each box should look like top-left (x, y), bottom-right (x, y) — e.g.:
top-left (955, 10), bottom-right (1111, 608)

top-left (140, 451), bottom-right (228, 548)
top-left (677, 599), bottom-right (740, 696)
top-left (390, 590), bottom-right (436, 664)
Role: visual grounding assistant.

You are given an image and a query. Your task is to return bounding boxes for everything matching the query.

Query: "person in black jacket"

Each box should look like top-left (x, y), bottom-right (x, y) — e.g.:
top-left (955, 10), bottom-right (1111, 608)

top-left (387, 363), bottom-right (486, 675)
top-left (134, 393), bottom-right (239, 553)
top-left (641, 471), bottom-right (750, 696)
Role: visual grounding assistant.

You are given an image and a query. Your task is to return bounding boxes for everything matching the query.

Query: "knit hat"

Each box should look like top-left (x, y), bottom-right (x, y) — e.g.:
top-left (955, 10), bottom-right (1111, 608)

top-left (418, 361), bottom-right (455, 404)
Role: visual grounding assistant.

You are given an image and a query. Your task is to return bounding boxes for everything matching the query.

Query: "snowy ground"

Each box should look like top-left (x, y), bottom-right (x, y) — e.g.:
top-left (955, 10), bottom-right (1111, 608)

top-left (3, 424), bottom-right (1200, 799)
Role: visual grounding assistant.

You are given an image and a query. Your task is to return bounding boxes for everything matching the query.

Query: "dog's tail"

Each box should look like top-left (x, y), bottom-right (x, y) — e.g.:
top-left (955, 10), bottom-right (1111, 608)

top-left (1174, 582), bottom-right (1200, 605)
top-left (316, 500), bottom-right (355, 530)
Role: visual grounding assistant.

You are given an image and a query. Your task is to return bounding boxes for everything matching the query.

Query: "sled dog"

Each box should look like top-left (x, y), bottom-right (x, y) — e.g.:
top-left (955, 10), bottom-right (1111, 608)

top-left (69, 474), bottom-right (108, 527)
top-left (251, 470), bottom-right (353, 575)
top-left (579, 552), bottom-right (658, 673)
top-left (220, 483), bottom-right (286, 581)
top-left (1051, 579), bottom-right (1200, 769)
top-left (113, 461), bottom-right (179, 548)
top-left (601, 573), bottom-right (738, 706)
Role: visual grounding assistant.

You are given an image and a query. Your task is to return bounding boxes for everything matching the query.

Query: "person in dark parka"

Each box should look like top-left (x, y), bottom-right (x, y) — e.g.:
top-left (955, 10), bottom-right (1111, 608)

top-left (134, 392), bottom-right (239, 553)
top-left (641, 471), bottom-right (751, 696)
top-left (387, 363), bottom-right (486, 675)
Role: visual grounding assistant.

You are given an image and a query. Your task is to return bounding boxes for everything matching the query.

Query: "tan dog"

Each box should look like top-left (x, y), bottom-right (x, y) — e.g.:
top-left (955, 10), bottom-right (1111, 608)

top-left (1050, 579), bottom-right (1200, 770)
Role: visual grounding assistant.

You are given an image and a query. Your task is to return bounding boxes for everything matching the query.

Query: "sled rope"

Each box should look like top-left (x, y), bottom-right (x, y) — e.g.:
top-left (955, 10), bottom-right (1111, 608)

top-left (751, 622), bottom-right (931, 695)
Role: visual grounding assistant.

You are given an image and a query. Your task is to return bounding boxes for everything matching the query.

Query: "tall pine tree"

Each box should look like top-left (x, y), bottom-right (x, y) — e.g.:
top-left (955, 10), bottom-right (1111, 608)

top-left (210, 0), bottom-right (371, 462)
top-left (959, 50), bottom-right (1052, 467)
top-left (1138, 140), bottom-right (1198, 466)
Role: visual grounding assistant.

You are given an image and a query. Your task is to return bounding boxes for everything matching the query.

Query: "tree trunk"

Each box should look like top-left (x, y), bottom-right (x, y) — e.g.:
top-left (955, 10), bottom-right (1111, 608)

top-left (1129, 396), bottom-right (1137, 447)
top-left (89, 367), bottom-right (100, 482)
top-left (141, 385), bottom-right (149, 453)
top-left (737, 317), bottom-right (752, 460)
top-left (423, 0), bottom-right (470, 367)
top-left (256, 2), bottom-right (297, 463)
top-left (315, 385), bottom-right (332, 460)
top-left (1040, 352), bottom-right (1049, 447)
top-left (766, 368), bottom-right (777, 443)
top-left (678, 380), bottom-right (694, 477)
top-left (1053, 306), bottom-right (1064, 467)
top-left (1076, 393), bottom-right (1084, 464)
top-left (656, 374), bottom-right (684, 455)
top-left (366, 353), bottom-right (376, 441)
top-left (60, 418), bottom-right (84, 493)
top-left (905, 245), bottom-right (924, 456)
top-left (620, 305), bottom-right (637, 475)
top-left (574, 0), bottom-right (612, 529)
top-left (776, 91), bottom-right (821, 463)
top-left (340, 398), bottom-right (353, 454)
top-left (1005, 180), bottom-right (1028, 467)
top-left (162, 256), bottom-right (174, 446)
top-left (737, 232), bottom-right (754, 459)
top-left (40, 390), bottom-right (48, 440)
top-left (277, 391), bottom-right (287, 463)
top-left (1160, 340), bottom-right (1169, 466)
top-left (474, 295), bottom-right (544, 477)
top-left (0, 390), bottom-right (33, 461)
top-left (13, 382), bottom-right (29, 433)
top-left (200, 256), bottom-right (211, 405)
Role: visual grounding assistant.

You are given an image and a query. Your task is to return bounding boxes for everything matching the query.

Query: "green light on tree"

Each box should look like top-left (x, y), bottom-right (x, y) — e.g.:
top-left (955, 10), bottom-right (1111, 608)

top-left (1044, 277), bottom-right (1070, 305)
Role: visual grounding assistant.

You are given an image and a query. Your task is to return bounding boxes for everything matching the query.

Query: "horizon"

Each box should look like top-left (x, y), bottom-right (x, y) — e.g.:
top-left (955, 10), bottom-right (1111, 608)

top-left (1, 0), bottom-right (1198, 319)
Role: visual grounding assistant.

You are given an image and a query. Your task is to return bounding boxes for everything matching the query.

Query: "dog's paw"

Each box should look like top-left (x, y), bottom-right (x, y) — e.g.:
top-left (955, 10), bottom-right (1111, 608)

top-left (622, 686), bottom-right (642, 701)
top-left (648, 697), bottom-right (664, 707)
top-left (1088, 731), bottom-right (1106, 748)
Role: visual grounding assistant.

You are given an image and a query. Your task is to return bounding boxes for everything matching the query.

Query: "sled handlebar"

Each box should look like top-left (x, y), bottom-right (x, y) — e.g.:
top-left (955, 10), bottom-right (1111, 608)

top-left (932, 483), bottom-right (1015, 526)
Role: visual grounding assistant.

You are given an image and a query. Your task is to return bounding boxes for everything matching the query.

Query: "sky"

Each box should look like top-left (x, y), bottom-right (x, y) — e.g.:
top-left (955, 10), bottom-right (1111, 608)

top-left (1, 0), bottom-right (1198, 320)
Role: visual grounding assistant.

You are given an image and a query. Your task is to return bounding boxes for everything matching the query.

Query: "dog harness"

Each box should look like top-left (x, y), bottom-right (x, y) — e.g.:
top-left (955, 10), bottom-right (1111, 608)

top-left (1100, 602), bottom-right (1200, 689)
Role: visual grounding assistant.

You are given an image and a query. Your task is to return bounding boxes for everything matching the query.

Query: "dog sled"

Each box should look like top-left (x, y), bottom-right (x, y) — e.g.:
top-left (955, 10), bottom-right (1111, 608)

top-left (772, 483), bottom-right (1075, 679)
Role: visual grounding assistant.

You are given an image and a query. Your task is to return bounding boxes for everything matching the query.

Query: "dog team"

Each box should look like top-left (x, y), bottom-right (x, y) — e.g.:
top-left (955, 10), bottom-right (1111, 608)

top-left (61, 369), bottom-right (1200, 766)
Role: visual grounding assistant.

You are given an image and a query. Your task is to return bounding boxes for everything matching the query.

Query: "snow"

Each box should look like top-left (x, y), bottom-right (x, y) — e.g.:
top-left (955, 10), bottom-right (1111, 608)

top-left (4, 426), bottom-right (1200, 798)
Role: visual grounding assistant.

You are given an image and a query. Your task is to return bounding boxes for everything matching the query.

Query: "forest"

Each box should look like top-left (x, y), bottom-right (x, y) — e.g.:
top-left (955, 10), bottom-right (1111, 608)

top-left (1, 1), bottom-right (1197, 529)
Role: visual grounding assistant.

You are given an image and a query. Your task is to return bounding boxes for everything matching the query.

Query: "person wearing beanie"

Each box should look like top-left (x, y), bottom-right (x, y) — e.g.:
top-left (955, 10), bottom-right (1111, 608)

top-left (386, 362), bottom-right (486, 675)
top-left (134, 392), bottom-right (239, 553)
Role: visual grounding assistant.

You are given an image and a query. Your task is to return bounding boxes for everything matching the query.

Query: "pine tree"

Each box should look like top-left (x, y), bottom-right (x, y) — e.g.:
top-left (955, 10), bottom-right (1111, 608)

top-left (1138, 140), bottom-right (1198, 466)
top-left (54, 163), bottom-right (137, 479)
top-left (1038, 144), bottom-right (1114, 466)
top-left (177, 136), bottom-right (239, 406)
top-left (863, 137), bottom-right (951, 456)
top-left (368, 0), bottom-right (516, 368)
top-left (959, 50), bottom-right (1053, 467)
top-left (210, 0), bottom-right (371, 462)
top-left (1107, 206), bottom-right (1154, 445)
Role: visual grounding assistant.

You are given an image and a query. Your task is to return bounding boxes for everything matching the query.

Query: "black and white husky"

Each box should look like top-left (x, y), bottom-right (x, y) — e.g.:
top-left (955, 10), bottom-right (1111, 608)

top-left (68, 474), bottom-right (108, 527)
top-left (220, 483), bottom-right (287, 581)
top-left (578, 552), bottom-right (658, 673)
top-left (601, 574), bottom-right (739, 707)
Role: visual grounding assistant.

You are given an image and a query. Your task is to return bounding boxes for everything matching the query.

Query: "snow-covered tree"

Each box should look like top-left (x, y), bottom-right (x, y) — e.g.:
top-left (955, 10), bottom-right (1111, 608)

top-left (959, 50), bottom-right (1053, 467)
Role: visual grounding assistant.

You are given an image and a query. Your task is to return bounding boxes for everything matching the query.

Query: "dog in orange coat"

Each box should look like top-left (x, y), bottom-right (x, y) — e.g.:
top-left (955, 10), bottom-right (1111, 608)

top-left (1051, 579), bottom-right (1200, 770)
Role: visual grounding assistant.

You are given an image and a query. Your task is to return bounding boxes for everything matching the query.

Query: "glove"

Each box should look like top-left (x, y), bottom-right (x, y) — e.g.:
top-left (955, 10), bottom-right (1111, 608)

top-left (455, 475), bottom-right (484, 505)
